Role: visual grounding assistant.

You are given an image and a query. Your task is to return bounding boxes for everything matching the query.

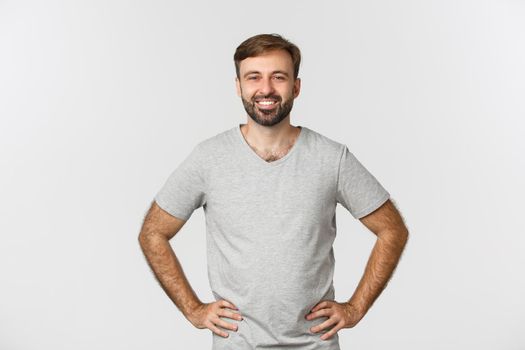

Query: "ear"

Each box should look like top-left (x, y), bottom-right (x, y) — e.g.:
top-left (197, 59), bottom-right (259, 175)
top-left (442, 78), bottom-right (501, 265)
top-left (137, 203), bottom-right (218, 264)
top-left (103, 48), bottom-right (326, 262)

top-left (235, 77), bottom-right (241, 97)
top-left (293, 77), bottom-right (301, 98)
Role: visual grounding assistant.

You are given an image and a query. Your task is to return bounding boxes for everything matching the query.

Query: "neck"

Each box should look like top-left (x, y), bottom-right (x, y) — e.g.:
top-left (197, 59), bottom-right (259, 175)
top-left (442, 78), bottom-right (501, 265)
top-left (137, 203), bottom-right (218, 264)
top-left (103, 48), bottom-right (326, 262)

top-left (240, 119), bottom-right (301, 152)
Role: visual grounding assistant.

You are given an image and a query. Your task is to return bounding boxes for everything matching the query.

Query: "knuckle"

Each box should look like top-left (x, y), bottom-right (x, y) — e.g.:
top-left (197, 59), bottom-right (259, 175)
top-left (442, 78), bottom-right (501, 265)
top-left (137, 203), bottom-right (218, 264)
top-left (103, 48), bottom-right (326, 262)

top-left (209, 312), bottom-right (219, 322)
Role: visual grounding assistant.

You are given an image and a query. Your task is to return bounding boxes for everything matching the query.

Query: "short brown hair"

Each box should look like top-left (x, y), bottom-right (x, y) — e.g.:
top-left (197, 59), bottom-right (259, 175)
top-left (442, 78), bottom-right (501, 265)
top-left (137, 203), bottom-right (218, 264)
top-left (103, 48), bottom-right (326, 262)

top-left (234, 33), bottom-right (302, 80)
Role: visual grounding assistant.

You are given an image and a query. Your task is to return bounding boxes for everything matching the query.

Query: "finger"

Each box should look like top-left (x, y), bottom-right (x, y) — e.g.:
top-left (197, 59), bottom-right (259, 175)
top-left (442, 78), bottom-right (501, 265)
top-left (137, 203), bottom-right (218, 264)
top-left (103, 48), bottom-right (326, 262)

top-left (306, 308), bottom-right (330, 320)
top-left (311, 301), bottom-right (331, 312)
top-left (219, 308), bottom-right (243, 321)
top-left (214, 316), bottom-right (239, 332)
top-left (320, 321), bottom-right (343, 341)
top-left (208, 320), bottom-right (230, 338)
top-left (221, 299), bottom-right (238, 310)
top-left (311, 316), bottom-right (337, 334)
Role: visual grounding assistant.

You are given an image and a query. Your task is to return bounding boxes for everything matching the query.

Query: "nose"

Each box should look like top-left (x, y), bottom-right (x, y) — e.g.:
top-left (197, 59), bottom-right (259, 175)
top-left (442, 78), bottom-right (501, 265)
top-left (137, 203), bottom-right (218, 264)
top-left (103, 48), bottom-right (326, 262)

top-left (258, 76), bottom-right (275, 96)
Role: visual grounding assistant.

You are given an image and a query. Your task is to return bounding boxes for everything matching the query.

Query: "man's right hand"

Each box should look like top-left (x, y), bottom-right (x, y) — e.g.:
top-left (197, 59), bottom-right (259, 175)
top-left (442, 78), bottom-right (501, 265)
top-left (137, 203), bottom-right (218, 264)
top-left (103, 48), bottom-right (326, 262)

top-left (187, 300), bottom-right (243, 338)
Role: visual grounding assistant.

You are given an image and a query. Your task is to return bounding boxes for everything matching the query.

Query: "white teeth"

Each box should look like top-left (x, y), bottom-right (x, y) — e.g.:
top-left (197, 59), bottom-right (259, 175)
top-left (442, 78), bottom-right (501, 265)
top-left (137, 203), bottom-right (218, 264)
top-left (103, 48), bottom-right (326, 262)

top-left (258, 100), bottom-right (276, 105)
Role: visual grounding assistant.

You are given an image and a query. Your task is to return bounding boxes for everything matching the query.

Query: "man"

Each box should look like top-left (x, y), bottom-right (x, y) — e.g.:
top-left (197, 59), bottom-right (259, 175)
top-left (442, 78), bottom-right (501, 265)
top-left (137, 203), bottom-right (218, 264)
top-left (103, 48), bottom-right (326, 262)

top-left (138, 33), bottom-right (409, 350)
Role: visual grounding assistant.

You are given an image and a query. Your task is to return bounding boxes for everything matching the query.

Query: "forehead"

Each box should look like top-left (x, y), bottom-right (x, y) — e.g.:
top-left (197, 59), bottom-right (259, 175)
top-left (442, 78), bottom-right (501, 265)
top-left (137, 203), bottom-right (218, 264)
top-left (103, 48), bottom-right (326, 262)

top-left (239, 49), bottom-right (293, 75)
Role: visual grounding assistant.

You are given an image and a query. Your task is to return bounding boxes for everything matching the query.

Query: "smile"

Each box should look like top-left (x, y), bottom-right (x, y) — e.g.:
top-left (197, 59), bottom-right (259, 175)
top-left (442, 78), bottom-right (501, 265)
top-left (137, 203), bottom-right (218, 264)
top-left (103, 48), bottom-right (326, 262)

top-left (255, 99), bottom-right (279, 109)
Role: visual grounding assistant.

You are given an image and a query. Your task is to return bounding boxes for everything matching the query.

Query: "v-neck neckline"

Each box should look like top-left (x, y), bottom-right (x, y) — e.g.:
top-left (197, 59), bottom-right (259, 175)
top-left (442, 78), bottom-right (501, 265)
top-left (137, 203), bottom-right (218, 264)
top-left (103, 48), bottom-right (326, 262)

top-left (235, 123), bottom-right (307, 167)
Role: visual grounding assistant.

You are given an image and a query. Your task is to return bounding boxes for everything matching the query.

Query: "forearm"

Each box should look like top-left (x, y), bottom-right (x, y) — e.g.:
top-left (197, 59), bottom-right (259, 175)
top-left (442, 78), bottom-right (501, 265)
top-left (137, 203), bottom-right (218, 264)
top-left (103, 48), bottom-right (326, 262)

top-left (347, 230), bottom-right (408, 315)
top-left (139, 234), bottom-right (201, 318)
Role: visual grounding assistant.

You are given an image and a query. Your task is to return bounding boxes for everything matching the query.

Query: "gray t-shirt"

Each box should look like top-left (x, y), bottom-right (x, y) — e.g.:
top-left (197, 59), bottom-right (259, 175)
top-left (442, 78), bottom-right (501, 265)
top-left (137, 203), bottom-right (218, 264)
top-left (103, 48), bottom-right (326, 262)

top-left (154, 124), bottom-right (390, 350)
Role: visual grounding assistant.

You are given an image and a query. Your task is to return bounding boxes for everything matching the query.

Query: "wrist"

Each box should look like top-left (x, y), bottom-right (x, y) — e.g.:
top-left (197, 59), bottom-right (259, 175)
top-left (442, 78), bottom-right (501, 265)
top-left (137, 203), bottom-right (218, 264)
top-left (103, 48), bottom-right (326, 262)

top-left (183, 300), bottom-right (204, 322)
top-left (345, 300), bottom-right (367, 316)
top-left (182, 299), bottom-right (203, 318)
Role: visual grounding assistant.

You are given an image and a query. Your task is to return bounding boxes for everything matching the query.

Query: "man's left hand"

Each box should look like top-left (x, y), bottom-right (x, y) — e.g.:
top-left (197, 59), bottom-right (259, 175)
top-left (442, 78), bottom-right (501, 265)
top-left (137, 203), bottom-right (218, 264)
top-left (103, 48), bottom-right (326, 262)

top-left (305, 300), bottom-right (364, 340)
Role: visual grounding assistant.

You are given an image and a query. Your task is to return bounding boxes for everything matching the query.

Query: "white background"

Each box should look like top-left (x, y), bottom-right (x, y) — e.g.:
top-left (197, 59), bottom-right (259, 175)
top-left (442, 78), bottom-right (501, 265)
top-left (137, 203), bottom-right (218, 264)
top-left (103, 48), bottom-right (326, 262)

top-left (1, 0), bottom-right (524, 349)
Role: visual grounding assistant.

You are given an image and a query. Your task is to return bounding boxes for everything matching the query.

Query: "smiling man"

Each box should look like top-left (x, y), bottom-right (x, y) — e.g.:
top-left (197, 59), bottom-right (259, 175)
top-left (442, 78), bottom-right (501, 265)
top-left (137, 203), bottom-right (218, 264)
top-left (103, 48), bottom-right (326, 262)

top-left (139, 33), bottom-right (409, 350)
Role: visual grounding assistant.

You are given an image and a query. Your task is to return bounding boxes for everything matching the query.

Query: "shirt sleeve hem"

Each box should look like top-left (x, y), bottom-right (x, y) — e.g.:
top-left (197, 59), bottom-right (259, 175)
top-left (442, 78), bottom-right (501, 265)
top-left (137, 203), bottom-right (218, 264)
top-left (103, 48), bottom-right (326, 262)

top-left (154, 196), bottom-right (191, 221)
top-left (353, 192), bottom-right (390, 219)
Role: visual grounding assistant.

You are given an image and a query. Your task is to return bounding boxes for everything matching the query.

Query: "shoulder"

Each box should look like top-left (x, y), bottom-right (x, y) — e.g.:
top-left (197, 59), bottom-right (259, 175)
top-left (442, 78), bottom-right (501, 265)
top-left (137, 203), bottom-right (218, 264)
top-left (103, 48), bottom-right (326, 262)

top-left (197, 126), bottom-right (236, 150)
top-left (302, 126), bottom-right (347, 159)
top-left (191, 126), bottom-right (238, 164)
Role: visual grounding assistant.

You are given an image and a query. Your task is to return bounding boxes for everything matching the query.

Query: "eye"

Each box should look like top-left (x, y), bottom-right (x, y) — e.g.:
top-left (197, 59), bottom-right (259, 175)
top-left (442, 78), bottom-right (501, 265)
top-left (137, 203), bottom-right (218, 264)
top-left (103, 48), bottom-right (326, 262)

top-left (275, 76), bottom-right (285, 80)
top-left (247, 76), bottom-right (258, 80)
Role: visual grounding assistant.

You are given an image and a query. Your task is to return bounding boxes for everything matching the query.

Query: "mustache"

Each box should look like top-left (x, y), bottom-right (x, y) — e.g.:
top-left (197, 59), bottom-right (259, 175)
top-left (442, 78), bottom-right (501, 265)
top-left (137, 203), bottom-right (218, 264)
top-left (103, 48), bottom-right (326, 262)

top-left (253, 95), bottom-right (281, 102)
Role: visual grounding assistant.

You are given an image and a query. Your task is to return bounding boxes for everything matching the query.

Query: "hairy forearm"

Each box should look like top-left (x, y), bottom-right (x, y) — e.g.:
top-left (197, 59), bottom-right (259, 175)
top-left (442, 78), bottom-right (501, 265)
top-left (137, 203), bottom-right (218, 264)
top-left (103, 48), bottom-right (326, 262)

top-left (347, 229), bottom-right (408, 315)
top-left (139, 234), bottom-right (201, 318)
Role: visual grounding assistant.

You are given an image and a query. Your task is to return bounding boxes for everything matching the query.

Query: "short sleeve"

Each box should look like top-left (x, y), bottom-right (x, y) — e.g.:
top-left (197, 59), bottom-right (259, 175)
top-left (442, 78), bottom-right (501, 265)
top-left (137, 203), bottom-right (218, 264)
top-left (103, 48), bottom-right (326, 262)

top-left (154, 144), bottom-right (207, 221)
top-left (336, 145), bottom-right (390, 219)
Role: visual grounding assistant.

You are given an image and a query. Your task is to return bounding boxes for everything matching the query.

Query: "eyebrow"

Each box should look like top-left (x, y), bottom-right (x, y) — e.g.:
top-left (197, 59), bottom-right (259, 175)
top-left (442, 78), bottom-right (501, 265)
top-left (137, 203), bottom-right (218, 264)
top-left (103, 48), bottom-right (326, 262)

top-left (243, 70), bottom-right (290, 78)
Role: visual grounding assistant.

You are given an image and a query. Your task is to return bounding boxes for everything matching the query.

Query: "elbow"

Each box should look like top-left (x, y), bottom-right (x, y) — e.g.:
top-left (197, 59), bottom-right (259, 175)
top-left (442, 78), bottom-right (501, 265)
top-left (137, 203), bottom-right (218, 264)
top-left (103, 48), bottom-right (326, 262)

top-left (138, 231), bottom-right (148, 247)
top-left (138, 228), bottom-right (170, 247)
top-left (400, 228), bottom-right (409, 245)
top-left (138, 229), bottom-right (157, 247)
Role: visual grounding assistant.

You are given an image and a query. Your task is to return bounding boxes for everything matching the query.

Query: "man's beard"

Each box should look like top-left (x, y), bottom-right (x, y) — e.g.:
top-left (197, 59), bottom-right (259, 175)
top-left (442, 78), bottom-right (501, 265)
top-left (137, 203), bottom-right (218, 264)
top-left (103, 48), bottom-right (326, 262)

top-left (241, 93), bottom-right (294, 127)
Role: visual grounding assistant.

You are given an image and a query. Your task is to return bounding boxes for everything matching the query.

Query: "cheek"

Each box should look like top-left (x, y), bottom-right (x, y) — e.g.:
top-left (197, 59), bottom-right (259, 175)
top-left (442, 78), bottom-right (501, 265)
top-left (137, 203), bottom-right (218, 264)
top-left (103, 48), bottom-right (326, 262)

top-left (241, 87), bottom-right (255, 99)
